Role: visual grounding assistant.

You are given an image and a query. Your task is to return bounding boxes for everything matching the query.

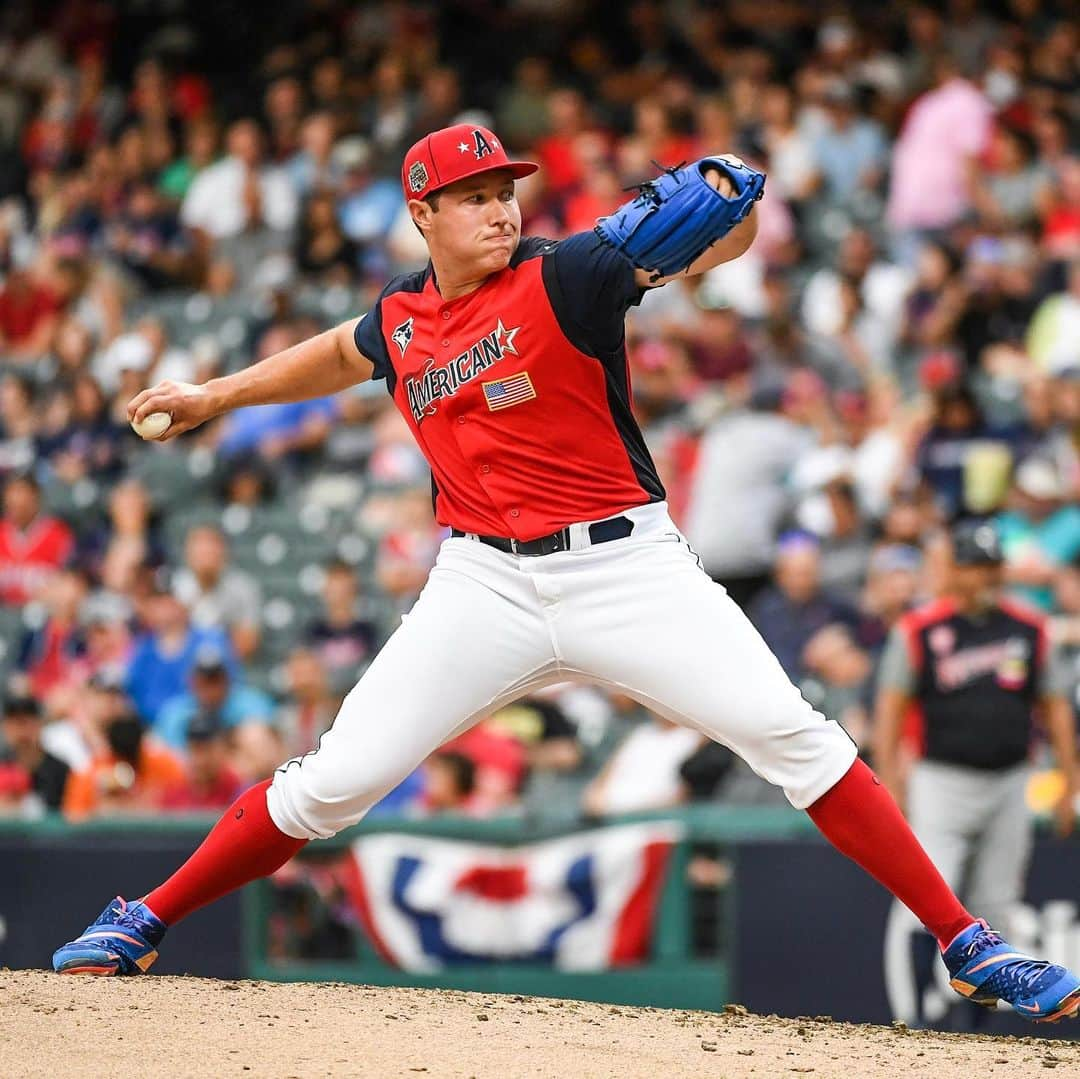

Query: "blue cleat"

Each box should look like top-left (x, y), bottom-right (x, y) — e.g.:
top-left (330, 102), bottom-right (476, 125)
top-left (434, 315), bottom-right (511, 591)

top-left (944, 919), bottom-right (1080, 1023)
top-left (52, 896), bottom-right (167, 976)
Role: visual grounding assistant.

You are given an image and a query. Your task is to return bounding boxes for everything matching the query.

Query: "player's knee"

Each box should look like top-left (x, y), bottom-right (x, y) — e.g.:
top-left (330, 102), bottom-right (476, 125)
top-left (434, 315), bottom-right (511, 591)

top-left (266, 763), bottom-right (334, 839)
top-left (268, 765), bottom-right (366, 840)
top-left (267, 748), bottom-right (403, 840)
top-left (729, 706), bottom-right (857, 807)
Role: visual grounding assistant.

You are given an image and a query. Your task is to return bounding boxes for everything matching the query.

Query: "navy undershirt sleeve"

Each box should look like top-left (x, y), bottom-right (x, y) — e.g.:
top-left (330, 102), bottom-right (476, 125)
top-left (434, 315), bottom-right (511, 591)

top-left (352, 300), bottom-right (390, 382)
top-left (549, 231), bottom-right (646, 353)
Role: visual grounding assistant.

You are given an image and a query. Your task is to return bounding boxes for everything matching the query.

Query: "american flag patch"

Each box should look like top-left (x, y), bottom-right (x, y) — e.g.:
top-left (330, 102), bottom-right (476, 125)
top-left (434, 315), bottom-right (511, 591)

top-left (482, 371), bottom-right (536, 411)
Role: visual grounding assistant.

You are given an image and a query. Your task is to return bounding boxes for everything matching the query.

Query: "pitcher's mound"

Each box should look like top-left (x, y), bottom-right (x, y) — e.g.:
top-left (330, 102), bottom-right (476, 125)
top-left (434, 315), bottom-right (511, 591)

top-left (2, 969), bottom-right (1077, 1078)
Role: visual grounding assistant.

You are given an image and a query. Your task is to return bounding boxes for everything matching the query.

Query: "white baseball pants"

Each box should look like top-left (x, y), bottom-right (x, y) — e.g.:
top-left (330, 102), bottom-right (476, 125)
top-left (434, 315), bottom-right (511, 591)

top-left (267, 503), bottom-right (857, 839)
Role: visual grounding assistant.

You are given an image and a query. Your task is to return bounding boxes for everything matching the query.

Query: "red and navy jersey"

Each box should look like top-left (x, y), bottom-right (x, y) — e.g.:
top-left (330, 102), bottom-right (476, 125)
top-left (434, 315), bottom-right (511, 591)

top-left (353, 233), bottom-right (664, 540)
top-left (898, 597), bottom-right (1048, 771)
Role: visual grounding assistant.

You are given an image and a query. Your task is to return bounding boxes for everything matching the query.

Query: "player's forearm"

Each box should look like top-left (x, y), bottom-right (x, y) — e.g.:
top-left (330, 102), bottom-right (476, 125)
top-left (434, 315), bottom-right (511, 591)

top-left (1003, 559), bottom-right (1057, 587)
top-left (872, 690), bottom-right (908, 798)
top-left (206, 322), bottom-right (369, 414)
top-left (683, 206), bottom-right (758, 277)
top-left (1044, 696), bottom-right (1079, 791)
top-left (644, 206), bottom-right (758, 288)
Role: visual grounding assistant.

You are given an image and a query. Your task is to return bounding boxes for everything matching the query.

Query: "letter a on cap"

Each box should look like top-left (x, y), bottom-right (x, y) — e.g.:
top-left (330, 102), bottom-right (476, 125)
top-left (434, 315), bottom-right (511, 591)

top-left (473, 129), bottom-right (495, 159)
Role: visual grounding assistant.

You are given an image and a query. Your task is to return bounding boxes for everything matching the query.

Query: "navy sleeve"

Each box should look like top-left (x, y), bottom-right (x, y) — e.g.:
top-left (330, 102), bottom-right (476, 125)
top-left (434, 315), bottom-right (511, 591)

top-left (352, 297), bottom-right (391, 382)
top-left (548, 231), bottom-right (646, 354)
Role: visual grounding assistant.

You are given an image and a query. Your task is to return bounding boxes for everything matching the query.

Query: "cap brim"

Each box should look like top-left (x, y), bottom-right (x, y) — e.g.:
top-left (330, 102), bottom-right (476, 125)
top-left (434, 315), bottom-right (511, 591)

top-left (425, 159), bottom-right (539, 197)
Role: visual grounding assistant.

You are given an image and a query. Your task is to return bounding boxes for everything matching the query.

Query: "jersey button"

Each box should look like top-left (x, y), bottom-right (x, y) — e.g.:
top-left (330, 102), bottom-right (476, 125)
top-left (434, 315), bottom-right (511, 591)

top-left (441, 338), bottom-right (450, 347)
top-left (479, 464), bottom-right (491, 474)
top-left (441, 311), bottom-right (451, 320)
top-left (509, 509), bottom-right (520, 518)
top-left (457, 416), bottom-right (466, 425)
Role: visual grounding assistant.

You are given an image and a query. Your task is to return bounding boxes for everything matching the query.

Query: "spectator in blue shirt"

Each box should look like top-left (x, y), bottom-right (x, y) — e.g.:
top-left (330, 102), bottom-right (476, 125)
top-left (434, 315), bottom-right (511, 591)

top-left (335, 137), bottom-right (403, 242)
top-left (155, 644), bottom-right (280, 780)
top-left (997, 457), bottom-right (1080, 610)
top-left (812, 81), bottom-right (887, 205)
top-left (126, 572), bottom-right (236, 727)
top-left (748, 531), bottom-right (859, 681)
top-left (216, 395), bottom-right (340, 460)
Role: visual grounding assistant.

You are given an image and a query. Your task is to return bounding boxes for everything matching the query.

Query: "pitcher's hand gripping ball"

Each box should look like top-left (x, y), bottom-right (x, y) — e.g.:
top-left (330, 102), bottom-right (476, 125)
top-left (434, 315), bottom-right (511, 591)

top-left (130, 411), bottom-right (172, 440)
top-left (595, 154), bottom-right (765, 280)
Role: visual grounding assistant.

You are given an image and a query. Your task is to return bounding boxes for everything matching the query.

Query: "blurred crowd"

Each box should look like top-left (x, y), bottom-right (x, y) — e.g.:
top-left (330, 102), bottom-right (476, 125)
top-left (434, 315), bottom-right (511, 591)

top-left (0, 0), bottom-right (1078, 823)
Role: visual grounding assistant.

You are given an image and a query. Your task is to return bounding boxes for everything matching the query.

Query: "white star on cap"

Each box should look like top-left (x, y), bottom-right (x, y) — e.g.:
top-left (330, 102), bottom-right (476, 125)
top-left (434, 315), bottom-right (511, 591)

top-left (496, 319), bottom-right (521, 355)
top-left (458, 142), bottom-right (469, 153)
top-left (492, 138), bottom-right (500, 149)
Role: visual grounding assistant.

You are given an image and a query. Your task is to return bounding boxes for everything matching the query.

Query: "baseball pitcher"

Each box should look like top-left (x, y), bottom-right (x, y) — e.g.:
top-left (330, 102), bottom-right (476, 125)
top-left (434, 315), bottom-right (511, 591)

top-left (53, 124), bottom-right (1080, 1022)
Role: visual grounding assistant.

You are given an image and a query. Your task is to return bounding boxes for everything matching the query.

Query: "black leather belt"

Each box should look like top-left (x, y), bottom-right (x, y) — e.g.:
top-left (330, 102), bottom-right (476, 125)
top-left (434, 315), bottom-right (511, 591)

top-left (452, 515), bottom-right (634, 556)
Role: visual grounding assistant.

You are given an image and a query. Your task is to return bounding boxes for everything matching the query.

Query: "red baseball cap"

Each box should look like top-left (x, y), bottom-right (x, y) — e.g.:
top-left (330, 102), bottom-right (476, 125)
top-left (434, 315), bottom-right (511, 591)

top-left (918, 350), bottom-right (962, 392)
top-left (401, 123), bottom-right (538, 201)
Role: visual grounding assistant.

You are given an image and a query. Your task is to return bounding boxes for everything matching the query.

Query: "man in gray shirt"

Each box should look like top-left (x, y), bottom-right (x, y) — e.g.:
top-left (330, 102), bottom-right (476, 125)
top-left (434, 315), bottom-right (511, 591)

top-left (684, 390), bottom-right (811, 608)
top-left (172, 524), bottom-right (263, 661)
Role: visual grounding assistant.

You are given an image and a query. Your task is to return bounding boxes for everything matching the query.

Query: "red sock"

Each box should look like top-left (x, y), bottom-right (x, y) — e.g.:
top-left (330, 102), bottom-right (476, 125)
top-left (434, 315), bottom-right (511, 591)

top-left (806, 759), bottom-right (974, 950)
top-left (144, 780), bottom-right (307, 926)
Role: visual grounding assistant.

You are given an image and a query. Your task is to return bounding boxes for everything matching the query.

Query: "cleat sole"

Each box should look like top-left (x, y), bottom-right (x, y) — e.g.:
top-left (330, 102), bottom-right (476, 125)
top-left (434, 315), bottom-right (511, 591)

top-left (1033, 990), bottom-right (1080, 1024)
top-left (134, 949), bottom-right (159, 972)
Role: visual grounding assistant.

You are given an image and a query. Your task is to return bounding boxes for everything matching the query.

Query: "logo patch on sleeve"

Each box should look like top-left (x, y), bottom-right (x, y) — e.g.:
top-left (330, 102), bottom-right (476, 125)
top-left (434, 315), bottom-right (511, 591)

top-left (482, 371), bottom-right (536, 411)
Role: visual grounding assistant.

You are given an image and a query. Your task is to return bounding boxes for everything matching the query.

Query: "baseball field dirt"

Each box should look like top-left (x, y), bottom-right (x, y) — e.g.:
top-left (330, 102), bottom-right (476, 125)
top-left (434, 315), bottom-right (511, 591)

top-left (2, 969), bottom-right (1078, 1078)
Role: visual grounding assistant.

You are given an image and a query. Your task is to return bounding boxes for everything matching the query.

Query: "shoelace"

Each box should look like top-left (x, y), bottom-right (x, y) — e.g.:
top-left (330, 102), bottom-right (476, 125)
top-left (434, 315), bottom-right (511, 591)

top-left (966, 929), bottom-right (1052, 993)
top-left (108, 902), bottom-right (157, 938)
top-left (963, 927), bottom-right (1005, 957)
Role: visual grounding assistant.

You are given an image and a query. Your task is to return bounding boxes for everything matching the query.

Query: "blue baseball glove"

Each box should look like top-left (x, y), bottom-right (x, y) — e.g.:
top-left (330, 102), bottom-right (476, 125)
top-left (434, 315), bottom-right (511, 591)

top-left (594, 155), bottom-right (765, 280)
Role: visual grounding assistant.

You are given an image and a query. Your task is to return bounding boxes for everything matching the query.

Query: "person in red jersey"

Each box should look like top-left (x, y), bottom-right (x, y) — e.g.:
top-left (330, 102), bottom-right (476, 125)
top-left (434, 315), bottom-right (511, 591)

top-left (0, 472), bottom-right (74, 606)
top-left (53, 124), bottom-right (1080, 1025)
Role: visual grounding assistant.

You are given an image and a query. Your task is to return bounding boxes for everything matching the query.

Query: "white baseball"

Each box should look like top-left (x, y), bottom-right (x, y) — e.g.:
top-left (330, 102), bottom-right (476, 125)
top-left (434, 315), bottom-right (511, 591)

top-left (131, 411), bottom-right (172, 440)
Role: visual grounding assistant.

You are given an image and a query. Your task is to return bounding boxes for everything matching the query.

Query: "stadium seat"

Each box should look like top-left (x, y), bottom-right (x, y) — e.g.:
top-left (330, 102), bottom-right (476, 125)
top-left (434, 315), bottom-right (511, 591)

top-left (130, 447), bottom-right (205, 508)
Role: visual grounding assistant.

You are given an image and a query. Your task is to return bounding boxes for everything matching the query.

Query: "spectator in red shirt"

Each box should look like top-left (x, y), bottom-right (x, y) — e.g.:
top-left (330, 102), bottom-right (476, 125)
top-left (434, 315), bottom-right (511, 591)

top-left (623, 97), bottom-right (698, 177)
top-left (440, 720), bottom-right (527, 815)
top-left (0, 472), bottom-right (74, 606)
top-left (18, 565), bottom-right (88, 704)
top-left (29, 591), bottom-right (133, 732)
top-left (690, 303), bottom-right (755, 383)
top-left (535, 88), bottom-right (606, 197)
top-left (562, 164), bottom-right (624, 234)
top-left (420, 751), bottom-right (476, 816)
top-left (0, 267), bottom-right (61, 362)
top-left (158, 709), bottom-right (246, 812)
top-left (1041, 157), bottom-right (1080, 261)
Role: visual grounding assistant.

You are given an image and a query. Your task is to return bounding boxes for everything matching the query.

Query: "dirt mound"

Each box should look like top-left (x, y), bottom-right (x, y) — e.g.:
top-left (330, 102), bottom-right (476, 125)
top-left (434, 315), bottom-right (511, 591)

top-left (2, 969), bottom-right (1078, 1078)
